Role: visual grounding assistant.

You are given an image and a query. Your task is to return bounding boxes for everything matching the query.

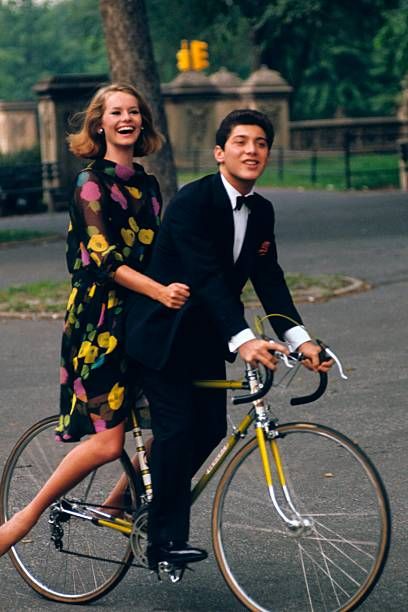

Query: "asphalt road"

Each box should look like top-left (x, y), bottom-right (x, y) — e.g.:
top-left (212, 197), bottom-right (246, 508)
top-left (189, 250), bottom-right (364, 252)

top-left (0, 188), bottom-right (407, 611)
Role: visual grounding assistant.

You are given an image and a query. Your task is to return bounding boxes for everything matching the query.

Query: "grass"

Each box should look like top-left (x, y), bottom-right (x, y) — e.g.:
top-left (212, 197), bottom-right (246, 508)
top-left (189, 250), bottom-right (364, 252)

top-left (178, 152), bottom-right (400, 190)
top-left (0, 229), bottom-right (55, 244)
top-left (0, 280), bottom-right (70, 314)
top-left (243, 274), bottom-right (350, 305)
top-left (0, 274), bottom-right (352, 316)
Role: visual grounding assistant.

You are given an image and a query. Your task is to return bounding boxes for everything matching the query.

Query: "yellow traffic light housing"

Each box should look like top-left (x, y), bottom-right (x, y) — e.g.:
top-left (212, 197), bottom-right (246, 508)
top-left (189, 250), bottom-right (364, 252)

top-left (177, 40), bottom-right (191, 72)
top-left (190, 40), bottom-right (209, 71)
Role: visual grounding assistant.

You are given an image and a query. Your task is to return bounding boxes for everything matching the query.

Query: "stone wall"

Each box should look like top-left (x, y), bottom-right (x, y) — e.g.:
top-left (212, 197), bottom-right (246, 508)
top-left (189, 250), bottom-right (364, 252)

top-left (0, 101), bottom-right (38, 155)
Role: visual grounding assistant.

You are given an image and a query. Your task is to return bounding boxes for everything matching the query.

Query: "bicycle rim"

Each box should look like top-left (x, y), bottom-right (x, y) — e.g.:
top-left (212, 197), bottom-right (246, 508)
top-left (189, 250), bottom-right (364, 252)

top-left (0, 415), bottom-right (138, 604)
top-left (212, 423), bottom-right (391, 612)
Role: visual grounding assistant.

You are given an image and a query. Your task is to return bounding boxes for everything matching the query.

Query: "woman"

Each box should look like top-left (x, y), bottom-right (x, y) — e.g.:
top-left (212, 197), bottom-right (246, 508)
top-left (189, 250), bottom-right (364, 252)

top-left (0, 82), bottom-right (189, 555)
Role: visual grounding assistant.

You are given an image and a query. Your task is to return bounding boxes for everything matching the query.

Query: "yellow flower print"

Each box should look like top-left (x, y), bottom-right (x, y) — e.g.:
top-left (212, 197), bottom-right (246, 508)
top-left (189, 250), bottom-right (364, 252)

top-left (108, 383), bottom-right (125, 411)
top-left (78, 340), bottom-right (92, 358)
top-left (129, 216), bottom-right (139, 232)
top-left (106, 335), bottom-right (118, 354)
top-left (90, 252), bottom-right (101, 266)
top-left (126, 186), bottom-right (142, 199)
top-left (73, 356), bottom-right (79, 371)
top-left (138, 228), bottom-right (154, 245)
top-left (108, 290), bottom-right (119, 309)
top-left (88, 233), bottom-right (109, 253)
top-left (121, 228), bottom-right (135, 247)
top-left (68, 221), bottom-right (73, 232)
top-left (88, 284), bottom-right (96, 298)
top-left (96, 331), bottom-right (117, 354)
top-left (66, 287), bottom-right (78, 310)
top-left (70, 393), bottom-right (77, 415)
top-left (84, 345), bottom-right (99, 364)
top-left (97, 331), bottom-right (110, 348)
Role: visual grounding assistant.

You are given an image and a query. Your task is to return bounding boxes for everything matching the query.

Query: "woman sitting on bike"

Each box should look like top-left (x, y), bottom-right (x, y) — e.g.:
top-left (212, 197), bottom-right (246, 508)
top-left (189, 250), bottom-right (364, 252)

top-left (0, 82), bottom-right (189, 556)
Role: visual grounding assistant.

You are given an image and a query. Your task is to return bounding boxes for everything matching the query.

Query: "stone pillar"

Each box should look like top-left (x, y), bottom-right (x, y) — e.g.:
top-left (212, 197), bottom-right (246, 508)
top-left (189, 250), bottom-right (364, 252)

top-left (33, 74), bottom-right (107, 211)
top-left (0, 101), bottom-right (38, 155)
top-left (162, 71), bottom-right (218, 171)
top-left (209, 67), bottom-right (243, 129)
top-left (239, 65), bottom-right (292, 148)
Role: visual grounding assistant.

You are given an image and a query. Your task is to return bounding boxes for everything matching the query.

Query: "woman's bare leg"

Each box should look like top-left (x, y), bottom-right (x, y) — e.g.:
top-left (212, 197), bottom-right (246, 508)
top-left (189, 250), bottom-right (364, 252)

top-left (0, 422), bottom-right (125, 556)
top-left (100, 436), bottom-right (153, 516)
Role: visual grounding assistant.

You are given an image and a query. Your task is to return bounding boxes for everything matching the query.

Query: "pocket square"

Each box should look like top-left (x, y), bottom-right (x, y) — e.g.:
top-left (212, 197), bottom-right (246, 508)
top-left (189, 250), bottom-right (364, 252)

top-left (258, 241), bottom-right (271, 256)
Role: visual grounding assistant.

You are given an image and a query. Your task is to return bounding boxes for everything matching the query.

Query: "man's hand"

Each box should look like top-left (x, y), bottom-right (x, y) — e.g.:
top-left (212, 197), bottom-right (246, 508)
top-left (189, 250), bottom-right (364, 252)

top-left (238, 338), bottom-right (289, 369)
top-left (297, 341), bottom-right (334, 373)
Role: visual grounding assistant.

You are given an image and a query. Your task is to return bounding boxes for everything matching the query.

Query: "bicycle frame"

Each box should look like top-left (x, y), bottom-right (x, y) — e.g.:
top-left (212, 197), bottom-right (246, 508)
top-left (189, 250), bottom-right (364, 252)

top-left (57, 363), bottom-right (310, 539)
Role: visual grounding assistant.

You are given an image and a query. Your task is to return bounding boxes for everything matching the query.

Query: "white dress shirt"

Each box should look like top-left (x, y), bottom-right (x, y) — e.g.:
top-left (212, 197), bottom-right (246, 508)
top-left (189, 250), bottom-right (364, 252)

top-left (219, 173), bottom-right (312, 352)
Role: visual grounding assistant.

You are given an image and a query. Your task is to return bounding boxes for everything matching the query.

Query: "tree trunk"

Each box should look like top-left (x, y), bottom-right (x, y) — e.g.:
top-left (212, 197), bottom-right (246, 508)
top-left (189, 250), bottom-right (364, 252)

top-left (99, 0), bottom-right (177, 206)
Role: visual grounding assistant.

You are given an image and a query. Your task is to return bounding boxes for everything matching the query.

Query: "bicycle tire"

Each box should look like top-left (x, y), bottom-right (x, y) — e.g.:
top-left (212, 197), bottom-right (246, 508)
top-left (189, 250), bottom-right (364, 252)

top-left (0, 415), bottom-right (139, 604)
top-left (212, 422), bottom-right (391, 612)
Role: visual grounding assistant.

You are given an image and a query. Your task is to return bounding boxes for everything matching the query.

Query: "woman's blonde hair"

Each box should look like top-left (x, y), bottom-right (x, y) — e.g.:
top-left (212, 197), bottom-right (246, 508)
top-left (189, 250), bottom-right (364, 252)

top-left (67, 82), bottom-right (163, 159)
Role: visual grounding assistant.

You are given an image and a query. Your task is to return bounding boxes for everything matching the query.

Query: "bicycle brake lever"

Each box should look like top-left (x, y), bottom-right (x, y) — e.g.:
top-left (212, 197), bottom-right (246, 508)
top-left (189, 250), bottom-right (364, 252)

top-left (323, 347), bottom-right (348, 380)
top-left (274, 350), bottom-right (296, 368)
top-left (315, 339), bottom-right (348, 380)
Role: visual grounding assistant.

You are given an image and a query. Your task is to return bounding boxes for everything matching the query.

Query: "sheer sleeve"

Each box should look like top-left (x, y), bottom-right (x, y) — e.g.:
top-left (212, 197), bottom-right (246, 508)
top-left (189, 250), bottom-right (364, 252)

top-left (70, 170), bottom-right (124, 283)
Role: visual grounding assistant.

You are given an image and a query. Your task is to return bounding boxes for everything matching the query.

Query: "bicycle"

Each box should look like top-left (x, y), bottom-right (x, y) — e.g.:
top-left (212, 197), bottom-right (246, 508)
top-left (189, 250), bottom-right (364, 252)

top-left (0, 338), bottom-right (391, 611)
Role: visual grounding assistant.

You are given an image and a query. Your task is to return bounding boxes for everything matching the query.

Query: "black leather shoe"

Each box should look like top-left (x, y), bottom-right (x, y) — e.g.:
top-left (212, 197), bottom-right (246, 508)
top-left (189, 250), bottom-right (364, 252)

top-left (147, 541), bottom-right (208, 570)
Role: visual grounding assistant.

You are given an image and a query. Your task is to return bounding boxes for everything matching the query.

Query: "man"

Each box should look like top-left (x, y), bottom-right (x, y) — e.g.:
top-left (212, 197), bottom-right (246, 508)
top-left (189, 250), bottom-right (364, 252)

top-left (125, 109), bottom-right (332, 568)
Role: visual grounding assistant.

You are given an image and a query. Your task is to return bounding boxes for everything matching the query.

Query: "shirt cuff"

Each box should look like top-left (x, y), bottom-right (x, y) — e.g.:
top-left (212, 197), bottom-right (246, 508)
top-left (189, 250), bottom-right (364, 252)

top-left (283, 326), bottom-right (312, 352)
top-left (228, 328), bottom-right (256, 352)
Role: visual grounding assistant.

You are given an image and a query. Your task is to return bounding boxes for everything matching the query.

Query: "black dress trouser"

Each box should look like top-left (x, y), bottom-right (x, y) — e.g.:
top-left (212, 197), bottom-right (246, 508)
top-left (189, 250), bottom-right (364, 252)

top-left (139, 316), bottom-right (227, 546)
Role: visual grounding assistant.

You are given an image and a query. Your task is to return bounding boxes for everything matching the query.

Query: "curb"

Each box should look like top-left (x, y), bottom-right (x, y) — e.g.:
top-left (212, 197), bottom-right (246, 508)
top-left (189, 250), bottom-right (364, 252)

top-left (0, 276), bottom-right (371, 321)
top-left (244, 276), bottom-right (371, 307)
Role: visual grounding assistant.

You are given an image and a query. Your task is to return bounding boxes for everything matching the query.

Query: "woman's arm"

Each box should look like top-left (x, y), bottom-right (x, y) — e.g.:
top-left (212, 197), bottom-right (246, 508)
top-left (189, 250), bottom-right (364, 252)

top-left (113, 264), bottom-right (190, 309)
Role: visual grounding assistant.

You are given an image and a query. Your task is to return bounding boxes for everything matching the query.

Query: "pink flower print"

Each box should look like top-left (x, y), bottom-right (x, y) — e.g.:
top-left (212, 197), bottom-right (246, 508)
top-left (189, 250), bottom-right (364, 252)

top-left (60, 367), bottom-right (69, 384)
top-left (80, 242), bottom-right (91, 265)
top-left (73, 377), bottom-right (88, 402)
top-left (151, 196), bottom-right (161, 217)
top-left (115, 164), bottom-right (134, 181)
top-left (80, 181), bottom-right (101, 202)
top-left (62, 433), bottom-right (73, 441)
top-left (111, 184), bottom-right (128, 209)
top-left (94, 419), bottom-right (107, 433)
top-left (97, 303), bottom-right (106, 327)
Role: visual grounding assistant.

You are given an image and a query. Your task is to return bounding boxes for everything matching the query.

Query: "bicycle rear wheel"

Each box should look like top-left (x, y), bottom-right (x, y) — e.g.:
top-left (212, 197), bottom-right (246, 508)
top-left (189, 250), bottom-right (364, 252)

top-left (212, 422), bottom-right (391, 612)
top-left (0, 415), bottom-right (139, 604)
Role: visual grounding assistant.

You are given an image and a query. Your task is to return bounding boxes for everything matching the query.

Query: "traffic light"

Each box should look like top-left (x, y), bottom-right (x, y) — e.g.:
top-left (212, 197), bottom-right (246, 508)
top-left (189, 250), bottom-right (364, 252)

top-left (190, 40), bottom-right (209, 71)
top-left (176, 39), bottom-right (191, 72)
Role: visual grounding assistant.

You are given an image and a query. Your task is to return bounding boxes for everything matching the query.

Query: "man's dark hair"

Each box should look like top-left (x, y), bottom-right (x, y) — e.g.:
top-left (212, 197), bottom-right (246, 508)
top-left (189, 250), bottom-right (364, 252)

top-left (215, 109), bottom-right (274, 150)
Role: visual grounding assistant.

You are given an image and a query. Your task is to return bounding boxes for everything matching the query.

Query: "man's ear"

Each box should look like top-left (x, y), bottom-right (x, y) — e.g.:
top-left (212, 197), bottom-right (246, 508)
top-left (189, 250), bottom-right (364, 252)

top-left (213, 145), bottom-right (224, 164)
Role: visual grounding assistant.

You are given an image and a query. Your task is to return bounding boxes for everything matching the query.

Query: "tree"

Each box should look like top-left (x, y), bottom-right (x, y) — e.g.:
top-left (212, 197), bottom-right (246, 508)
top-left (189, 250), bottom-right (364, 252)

top-left (99, 0), bottom-right (177, 205)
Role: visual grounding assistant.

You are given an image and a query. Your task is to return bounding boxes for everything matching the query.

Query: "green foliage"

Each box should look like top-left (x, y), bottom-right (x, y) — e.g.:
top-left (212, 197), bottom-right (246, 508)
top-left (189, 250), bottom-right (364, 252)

top-left (0, 145), bottom-right (41, 166)
top-left (0, 0), bottom-right (108, 100)
top-left (0, 0), bottom-right (407, 120)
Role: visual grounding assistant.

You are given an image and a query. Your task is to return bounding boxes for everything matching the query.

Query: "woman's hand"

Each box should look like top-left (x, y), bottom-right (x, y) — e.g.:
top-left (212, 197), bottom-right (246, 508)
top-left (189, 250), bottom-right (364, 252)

top-left (157, 283), bottom-right (190, 309)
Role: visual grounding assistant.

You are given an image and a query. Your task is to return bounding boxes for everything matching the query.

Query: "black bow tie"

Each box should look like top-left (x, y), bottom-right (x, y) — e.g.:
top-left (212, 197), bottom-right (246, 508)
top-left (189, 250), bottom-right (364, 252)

top-left (235, 194), bottom-right (255, 211)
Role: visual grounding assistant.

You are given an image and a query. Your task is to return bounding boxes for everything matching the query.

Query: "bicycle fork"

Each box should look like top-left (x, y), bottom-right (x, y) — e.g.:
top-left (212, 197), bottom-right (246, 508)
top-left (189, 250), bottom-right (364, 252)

top-left (247, 366), bottom-right (313, 537)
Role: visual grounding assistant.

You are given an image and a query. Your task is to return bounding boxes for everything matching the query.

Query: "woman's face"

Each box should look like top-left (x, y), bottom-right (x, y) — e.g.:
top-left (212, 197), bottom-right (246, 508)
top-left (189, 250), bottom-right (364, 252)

top-left (100, 91), bottom-right (143, 154)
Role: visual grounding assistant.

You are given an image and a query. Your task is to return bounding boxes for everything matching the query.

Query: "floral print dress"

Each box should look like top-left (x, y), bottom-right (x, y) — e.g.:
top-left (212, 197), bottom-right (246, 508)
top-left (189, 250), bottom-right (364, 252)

top-left (56, 158), bottom-right (161, 442)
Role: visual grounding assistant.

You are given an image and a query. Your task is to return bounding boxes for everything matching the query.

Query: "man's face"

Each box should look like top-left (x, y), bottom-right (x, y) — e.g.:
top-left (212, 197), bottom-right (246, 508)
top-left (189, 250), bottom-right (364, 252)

top-left (214, 124), bottom-right (270, 193)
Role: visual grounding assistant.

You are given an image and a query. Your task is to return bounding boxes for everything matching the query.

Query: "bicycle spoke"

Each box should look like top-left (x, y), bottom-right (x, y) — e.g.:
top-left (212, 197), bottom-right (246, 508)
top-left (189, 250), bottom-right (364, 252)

top-left (212, 425), bottom-right (390, 612)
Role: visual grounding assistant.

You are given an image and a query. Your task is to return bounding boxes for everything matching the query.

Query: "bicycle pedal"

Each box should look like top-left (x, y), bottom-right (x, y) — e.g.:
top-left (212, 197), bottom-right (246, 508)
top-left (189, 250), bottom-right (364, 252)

top-left (157, 561), bottom-right (186, 583)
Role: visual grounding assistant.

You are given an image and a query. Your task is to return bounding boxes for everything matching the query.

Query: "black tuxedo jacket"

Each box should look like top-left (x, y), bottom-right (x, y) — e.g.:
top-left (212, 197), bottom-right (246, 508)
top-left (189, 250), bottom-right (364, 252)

top-left (125, 173), bottom-right (303, 370)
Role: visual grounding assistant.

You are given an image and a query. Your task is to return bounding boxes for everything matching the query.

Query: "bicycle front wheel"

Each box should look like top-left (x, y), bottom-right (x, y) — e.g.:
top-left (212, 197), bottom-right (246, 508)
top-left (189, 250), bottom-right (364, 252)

top-left (0, 415), bottom-right (138, 604)
top-left (212, 422), bottom-right (391, 612)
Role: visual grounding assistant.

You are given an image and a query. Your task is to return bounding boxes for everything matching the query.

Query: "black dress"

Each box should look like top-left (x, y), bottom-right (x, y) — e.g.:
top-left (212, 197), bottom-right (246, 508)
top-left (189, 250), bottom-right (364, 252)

top-left (56, 158), bottom-right (161, 442)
